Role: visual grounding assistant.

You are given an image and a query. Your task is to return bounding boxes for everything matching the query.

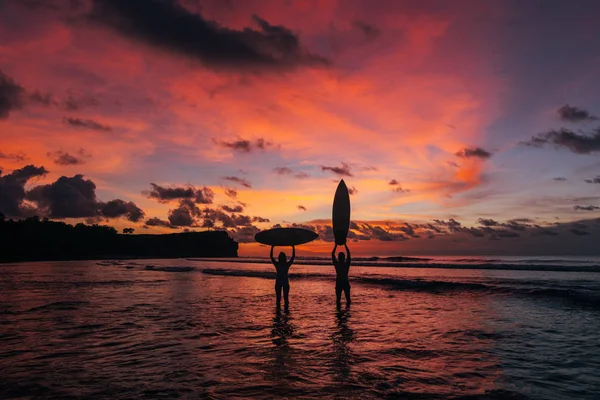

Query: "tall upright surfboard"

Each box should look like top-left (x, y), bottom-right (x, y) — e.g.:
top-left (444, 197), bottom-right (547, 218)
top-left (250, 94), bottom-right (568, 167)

top-left (332, 179), bottom-right (351, 245)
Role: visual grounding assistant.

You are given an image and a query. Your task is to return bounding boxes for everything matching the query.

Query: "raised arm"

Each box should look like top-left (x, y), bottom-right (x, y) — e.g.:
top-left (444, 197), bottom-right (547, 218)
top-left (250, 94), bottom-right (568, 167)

top-left (331, 244), bottom-right (338, 264)
top-left (287, 245), bottom-right (296, 267)
top-left (345, 244), bottom-right (351, 267)
top-left (270, 246), bottom-right (276, 265)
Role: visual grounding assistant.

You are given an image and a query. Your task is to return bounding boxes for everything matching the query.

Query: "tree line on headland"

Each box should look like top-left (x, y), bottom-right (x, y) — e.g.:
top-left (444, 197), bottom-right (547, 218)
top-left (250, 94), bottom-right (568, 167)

top-left (0, 214), bottom-right (238, 263)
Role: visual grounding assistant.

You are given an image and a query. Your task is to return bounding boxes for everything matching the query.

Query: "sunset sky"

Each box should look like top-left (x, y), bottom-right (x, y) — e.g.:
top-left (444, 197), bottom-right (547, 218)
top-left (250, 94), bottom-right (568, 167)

top-left (1, 0), bottom-right (600, 256)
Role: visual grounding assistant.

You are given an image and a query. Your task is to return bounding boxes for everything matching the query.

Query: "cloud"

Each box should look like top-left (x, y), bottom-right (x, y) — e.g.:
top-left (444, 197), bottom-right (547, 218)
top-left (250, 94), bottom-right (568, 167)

top-left (0, 165), bottom-right (48, 217)
top-left (0, 151), bottom-right (26, 162)
top-left (352, 20), bottom-right (381, 40)
top-left (223, 188), bottom-right (238, 198)
top-left (167, 199), bottom-right (202, 227)
top-left (89, 0), bottom-right (328, 71)
top-left (223, 176), bottom-right (252, 188)
top-left (455, 147), bottom-right (493, 159)
top-left (26, 173), bottom-right (145, 221)
top-left (215, 138), bottom-right (275, 153)
top-left (146, 183), bottom-right (214, 204)
top-left (0, 69), bottom-right (24, 119)
top-left (62, 117), bottom-right (112, 131)
top-left (145, 217), bottom-right (175, 228)
top-left (62, 94), bottom-right (99, 111)
top-left (221, 205), bottom-right (244, 213)
top-left (553, 177), bottom-right (567, 181)
top-left (574, 205), bottom-right (600, 211)
top-left (100, 199), bottom-right (145, 222)
top-left (230, 225), bottom-right (261, 243)
top-left (557, 104), bottom-right (597, 122)
top-left (348, 186), bottom-right (358, 195)
top-left (252, 216), bottom-right (270, 223)
top-left (273, 167), bottom-right (309, 179)
top-left (585, 176), bottom-right (600, 184)
top-left (321, 162), bottom-right (353, 177)
top-left (298, 205), bottom-right (307, 211)
top-left (478, 218), bottom-right (498, 227)
top-left (388, 179), bottom-right (409, 193)
top-left (521, 128), bottom-right (600, 154)
top-left (47, 149), bottom-right (88, 166)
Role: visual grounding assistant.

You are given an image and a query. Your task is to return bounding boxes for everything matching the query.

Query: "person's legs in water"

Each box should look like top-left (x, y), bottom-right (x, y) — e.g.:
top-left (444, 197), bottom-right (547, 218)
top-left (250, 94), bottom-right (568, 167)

top-left (283, 284), bottom-right (290, 308)
top-left (343, 284), bottom-right (351, 306)
top-left (335, 285), bottom-right (343, 308)
top-left (275, 283), bottom-right (282, 307)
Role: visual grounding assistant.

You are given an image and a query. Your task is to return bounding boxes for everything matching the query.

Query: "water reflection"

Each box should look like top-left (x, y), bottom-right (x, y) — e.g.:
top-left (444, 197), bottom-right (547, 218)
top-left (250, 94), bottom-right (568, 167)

top-left (331, 307), bottom-right (355, 382)
top-left (269, 307), bottom-right (295, 383)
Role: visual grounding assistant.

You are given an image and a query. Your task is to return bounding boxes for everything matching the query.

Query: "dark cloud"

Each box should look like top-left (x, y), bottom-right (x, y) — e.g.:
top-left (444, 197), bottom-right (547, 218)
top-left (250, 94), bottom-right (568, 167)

top-left (447, 160), bottom-right (459, 168)
top-left (0, 165), bottom-right (48, 217)
top-left (574, 205), bottom-right (600, 211)
top-left (167, 199), bottom-right (202, 227)
top-left (216, 138), bottom-right (275, 153)
top-left (222, 205), bottom-right (244, 213)
top-left (321, 162), bottom-right (353, 177)
top-left (26, 175), bottom-right (97, 218)
top-left (348, 186), bottom-right (358, 195)
top-left (455, 147), bottom-right (493, 159)
top-left (89, 0), bottom-right (328, 71)
top-left (62, 94), bottom-right (99, 111)
top-left (352, 20), bottom-right (381, 40)
top-left (0, 69), bottom-right (24, 119)
top-left (389, 179), bottom-right (399, 185)
top-left (223, 176), bottom-right (252, 188)
top-left (63, 117), bottom-right (111, 131)
top-left (230, 225), bottom-right (261, 243)
top-left (100, 199), bottom-right (145, 222)
top-left (273, 167), bottom-right (309, 179)
top-left (478, 218), bottom-right (498, 227)
top-left (145, 217), bottom-right (175, 228)
top-left (585, 176), bottom-right (600, 184)
top-left (47, 149), bottom-right (87, 166)
top-left (0, 151), bottom-right (26, 162)
top-left (393, 187), bottom-right (410, 193)
top-left (146, 183), bottom-right (214, 204)
top-left (223, 188), bottom-right (238, 198)
top-left (252, 216), bottom-right (270, 223)
top-left (29, 91), bottom-right (54, 106)
top-left (26, 173), bottom-right (144, 221)
top-left (298, 205), bottom-right (307, 211)
top-left (557, 104), bottom-right (597, 122)
top-left (553, 177), bottom-right (567, 181)
top-left (522, 128), bottom-right (600, 154)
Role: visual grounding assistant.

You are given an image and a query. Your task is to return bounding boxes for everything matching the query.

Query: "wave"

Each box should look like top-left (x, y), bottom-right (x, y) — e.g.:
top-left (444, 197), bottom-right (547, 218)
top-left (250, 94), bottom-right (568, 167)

top-left (192, 257), bottom-right (600, 272)
top-left (199, 269), bottom-right (600, 309)
top-left (144, 265), bottom-right (196, 272)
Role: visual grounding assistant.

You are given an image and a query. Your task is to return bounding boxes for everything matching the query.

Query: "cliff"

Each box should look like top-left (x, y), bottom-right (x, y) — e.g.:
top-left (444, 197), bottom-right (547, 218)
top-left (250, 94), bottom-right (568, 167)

top-left (0, 217), bottom-right (238, 263)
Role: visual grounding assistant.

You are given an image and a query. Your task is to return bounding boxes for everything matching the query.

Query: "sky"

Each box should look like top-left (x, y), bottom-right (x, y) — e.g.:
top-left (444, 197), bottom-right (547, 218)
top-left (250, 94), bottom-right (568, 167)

top-left (1, 0), bottom-right (600, 256)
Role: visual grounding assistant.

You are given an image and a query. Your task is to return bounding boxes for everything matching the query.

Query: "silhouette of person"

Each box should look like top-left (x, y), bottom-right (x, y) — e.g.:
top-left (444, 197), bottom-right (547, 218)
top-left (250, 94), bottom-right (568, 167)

top-left (332, 244), bottom-right (351, 307)
top-left (270, 245), bottom-right (295, 308)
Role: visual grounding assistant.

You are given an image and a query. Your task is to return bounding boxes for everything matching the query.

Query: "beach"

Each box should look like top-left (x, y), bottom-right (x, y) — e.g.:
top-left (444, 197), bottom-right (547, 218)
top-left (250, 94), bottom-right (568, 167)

top-left (1, 258), bottom-right (599, 399)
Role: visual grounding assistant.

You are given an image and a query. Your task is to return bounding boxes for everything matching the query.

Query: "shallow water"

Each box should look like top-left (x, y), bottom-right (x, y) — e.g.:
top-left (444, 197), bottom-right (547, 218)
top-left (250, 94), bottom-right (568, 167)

top-left (1, 259), bottom-right (600, 399)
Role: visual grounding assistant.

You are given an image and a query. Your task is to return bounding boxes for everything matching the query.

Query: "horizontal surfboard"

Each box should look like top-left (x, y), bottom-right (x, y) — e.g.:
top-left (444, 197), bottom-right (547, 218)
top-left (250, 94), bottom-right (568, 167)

top-left (332, 179), bottom-right (351, 245)
top-left (254, 227), bottom-right (318, 246)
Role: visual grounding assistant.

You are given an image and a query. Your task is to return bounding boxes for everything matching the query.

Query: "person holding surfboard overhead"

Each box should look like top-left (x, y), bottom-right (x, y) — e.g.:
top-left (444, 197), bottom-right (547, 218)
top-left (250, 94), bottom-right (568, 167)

top-left (270, 245), bottom-right (295, 308)
top-left (332, 244), bottom-right (351, 307)
top-left (332, 179), bottom-right (352, 307)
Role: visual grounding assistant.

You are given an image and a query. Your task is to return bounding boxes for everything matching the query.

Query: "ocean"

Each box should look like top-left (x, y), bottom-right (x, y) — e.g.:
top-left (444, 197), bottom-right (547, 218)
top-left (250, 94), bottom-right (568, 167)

top-left (1, 257), bottom-right (599, 399)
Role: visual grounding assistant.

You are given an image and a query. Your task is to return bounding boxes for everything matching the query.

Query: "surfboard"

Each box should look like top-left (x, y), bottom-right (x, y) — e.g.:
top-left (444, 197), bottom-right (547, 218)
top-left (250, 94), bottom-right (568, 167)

top-left (254, 227), bottom-right (318, 246)
top-left (332, 179), bottom-right (351, 245)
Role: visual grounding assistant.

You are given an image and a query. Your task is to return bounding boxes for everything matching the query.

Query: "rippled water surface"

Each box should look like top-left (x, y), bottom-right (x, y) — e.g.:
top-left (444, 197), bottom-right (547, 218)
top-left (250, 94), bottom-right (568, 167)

top-left (2, 259), bottom-right (600, 399)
